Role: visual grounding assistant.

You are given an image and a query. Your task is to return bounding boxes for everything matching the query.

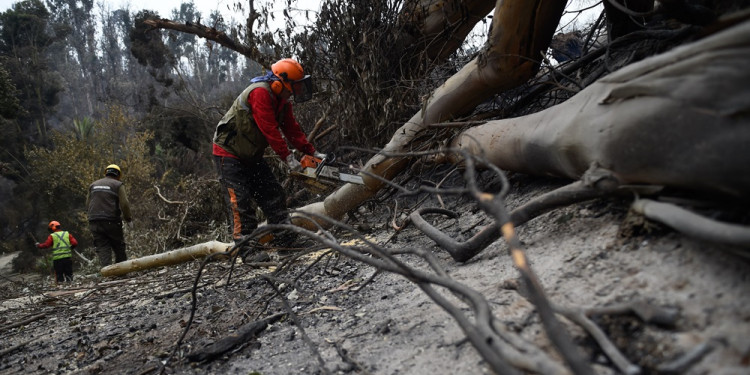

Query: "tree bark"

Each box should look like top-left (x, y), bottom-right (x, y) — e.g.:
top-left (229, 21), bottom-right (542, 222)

top-left (100, 240), bottom-right (231, 277)
top-left (401, 0), bottom-right (496, 63)
top-left (445, 20), bottom-right (750, 199)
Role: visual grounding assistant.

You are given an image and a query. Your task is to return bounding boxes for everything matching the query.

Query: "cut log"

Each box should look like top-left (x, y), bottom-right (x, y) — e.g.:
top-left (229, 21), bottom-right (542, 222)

top-left (100, 240), bottom-right (231, 277)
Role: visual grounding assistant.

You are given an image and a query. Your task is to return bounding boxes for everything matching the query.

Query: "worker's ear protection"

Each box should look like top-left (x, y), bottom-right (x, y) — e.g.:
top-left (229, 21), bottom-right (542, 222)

top-left (270, 71), bottom-right (291, 95)
top-left (270, 80), bottom-right (284, 95)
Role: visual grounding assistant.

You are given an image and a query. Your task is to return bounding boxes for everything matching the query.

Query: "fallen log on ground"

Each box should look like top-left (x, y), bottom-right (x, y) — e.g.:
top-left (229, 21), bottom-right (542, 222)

top-left (100, 240), bottom-right (231, 277)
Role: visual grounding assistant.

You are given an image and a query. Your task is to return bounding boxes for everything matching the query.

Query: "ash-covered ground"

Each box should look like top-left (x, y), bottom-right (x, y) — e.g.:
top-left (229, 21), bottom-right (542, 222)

top-left (1, 173), bottom-right (749, 375)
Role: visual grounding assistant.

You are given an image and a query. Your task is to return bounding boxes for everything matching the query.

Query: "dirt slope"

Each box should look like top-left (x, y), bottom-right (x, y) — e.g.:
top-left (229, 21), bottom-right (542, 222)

top-left (1, 174), bottom-right (749, 375)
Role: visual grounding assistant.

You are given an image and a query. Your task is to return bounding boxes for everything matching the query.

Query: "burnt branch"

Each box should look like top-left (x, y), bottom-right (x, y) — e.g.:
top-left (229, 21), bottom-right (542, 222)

top-left (142, 18), bottom-right (271, 67)
top-left (409, 167), bottom-right (621, 262)
top-left (186, 312), bottom-right (285, 363)
top-left (631, 199), bottom-right (750, 249)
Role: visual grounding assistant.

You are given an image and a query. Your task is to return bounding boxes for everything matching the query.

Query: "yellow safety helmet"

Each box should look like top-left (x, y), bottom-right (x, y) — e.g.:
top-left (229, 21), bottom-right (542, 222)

top-left (105, 164), bottom-right (121, 178)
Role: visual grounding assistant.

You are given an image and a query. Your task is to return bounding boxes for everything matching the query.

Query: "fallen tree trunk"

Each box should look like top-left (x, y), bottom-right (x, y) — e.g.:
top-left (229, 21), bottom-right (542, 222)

top-left (295, 0), bottom-right (567, 227)
top-left (444, 19), bottom-right (750, 199)
top-left (100, 241), bottom-right (231, 277)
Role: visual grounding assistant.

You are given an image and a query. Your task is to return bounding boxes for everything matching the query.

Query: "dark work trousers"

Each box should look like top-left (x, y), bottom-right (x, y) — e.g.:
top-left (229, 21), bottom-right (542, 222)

top-left (53, 257), bottom-right (73, 283)
top-left (89, 220), bottom-right (127, 266)
top-left (214, 156), bottom-right (289, 240)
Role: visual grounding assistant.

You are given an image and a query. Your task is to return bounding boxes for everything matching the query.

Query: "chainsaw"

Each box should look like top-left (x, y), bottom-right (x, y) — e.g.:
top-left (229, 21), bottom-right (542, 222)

top-left (291, 154), bottom-right (364, 193)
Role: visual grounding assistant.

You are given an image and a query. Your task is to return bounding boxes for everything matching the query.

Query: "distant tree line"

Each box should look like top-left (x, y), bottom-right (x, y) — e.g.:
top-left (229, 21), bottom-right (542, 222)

top-left (0, 0), bottom-right (255, 261)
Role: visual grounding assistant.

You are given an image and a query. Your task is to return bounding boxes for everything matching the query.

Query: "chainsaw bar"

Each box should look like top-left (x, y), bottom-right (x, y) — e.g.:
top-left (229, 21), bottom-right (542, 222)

top-left (294, 155), bottom-right (365, 186)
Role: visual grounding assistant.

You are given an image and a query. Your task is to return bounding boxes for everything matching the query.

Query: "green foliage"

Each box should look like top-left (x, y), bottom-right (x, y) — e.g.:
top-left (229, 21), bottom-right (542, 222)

top-left (72, 117), bottom-right (94, 141)
top-left (25, 105), bottom-right (156, 248)
top-left (23, 102), bottom-right (229, 258)
top-left (0, 0), bottom-right (53, 53)
top-left (0, 0), bottom-right (66, 147)
top-left (0, 62), bottom-right (21, 119)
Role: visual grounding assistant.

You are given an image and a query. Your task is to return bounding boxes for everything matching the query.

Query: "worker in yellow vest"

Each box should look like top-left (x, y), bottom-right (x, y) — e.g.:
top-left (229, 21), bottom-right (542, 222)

top-left (36, 220), bottom-right (78, 284)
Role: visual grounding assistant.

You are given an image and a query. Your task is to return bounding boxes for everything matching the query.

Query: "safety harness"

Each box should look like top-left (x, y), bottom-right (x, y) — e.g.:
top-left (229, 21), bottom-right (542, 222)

top-left (51, 231), bottom-right (73, 260)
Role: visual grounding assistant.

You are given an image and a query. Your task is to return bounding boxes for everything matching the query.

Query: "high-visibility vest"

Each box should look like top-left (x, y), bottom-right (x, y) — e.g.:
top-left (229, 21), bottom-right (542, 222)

top-left (51, 231), bottom-right (73, 260)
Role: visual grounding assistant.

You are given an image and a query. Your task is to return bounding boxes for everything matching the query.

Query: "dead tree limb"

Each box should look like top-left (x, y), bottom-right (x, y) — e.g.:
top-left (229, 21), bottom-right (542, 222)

top-left (656, 339), bottom-right (721, 374)
top-left (153, 185), bottom-right (185, 204)
top-left (460, 156), bottom-right (596, 375)
top-left (186, 312), bottom-right (285, 363)
top-left (409, 167), bottom-right (621, 262)
top-left (142, 19), bottom-right (270, 67)
top-left (1, 313), bottom-right (45, 333)
top-left (0, 338), bottom-right (37, 357)
top-left (296, 0), bottom-right (568, 228)
top-left (584, 300), bottom-right (680, 327)
top-left (551, 297), bottom-right (679, 374)
top-left (631, 199), bottom-right (750, 248)
top-left (553, 306), bottom-right (642, 375)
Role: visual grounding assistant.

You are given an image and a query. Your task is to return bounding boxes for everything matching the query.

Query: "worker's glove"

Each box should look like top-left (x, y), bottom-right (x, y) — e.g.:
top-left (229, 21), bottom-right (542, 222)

top-left (286, 154), bottom-right (302, 171)
top-left (35, 242), bottom-right (40, 248)
top-left (313, 151), bottom-right (327, 160)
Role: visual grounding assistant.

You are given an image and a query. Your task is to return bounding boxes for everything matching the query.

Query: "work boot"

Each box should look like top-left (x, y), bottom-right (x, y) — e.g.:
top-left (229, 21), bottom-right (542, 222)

top-left (235, 240), bottom-right (271, 264)
top-left (273, 231), bottom-right (317, 257)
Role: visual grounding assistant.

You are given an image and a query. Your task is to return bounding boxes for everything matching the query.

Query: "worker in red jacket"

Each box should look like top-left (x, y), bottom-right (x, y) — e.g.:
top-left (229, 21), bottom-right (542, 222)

top-left (213, 58), bottom-right (325, 255)
top-left (36, 220), bottom-right (78, 284)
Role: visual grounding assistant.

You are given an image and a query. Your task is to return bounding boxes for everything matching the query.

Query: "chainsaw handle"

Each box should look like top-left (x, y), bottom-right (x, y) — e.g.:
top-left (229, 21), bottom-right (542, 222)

top-left (314, 153), bottom-right (336, 176)
top-left (315, 156), bottom-right (328, 176)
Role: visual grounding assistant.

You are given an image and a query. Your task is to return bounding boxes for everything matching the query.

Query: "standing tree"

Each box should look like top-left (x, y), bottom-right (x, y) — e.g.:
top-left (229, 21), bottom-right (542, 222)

top-left (0, 0), bottom-right (65, 146)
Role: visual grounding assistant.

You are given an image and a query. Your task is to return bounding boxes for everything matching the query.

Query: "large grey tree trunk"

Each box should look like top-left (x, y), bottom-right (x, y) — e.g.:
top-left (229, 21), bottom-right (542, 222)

top-left (444, 20), bottom-right (750, 199)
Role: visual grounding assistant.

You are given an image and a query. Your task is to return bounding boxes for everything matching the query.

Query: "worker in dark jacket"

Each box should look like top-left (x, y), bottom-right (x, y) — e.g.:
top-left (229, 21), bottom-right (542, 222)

top-left (213, 58), bottom-right (325, 249)
top-left (36, 220), bottom-right (78, 284)
top-left (86, 164), bottom-right (132, 266)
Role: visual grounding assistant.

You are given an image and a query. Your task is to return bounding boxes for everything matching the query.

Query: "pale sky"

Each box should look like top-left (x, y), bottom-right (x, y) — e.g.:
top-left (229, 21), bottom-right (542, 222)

top-left (0, 0), bottom-right (318, 25)
top-left (0, 1), bottom-right (242, 22)
top-left (0, 0), bottom-right (242, 16)
top-left (119, 0), bottom-right (247, 20)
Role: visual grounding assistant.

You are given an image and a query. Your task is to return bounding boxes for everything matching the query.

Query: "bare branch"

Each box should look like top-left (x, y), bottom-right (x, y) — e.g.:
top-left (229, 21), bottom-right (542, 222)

top-left (142, 18), bottom-right (270, 67)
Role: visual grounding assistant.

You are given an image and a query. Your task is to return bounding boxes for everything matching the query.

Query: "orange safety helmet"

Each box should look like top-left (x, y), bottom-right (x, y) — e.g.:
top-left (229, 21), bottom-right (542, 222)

top-left (270, 58), bottom-right (313, 102)
top-left (48, 220), bottom-right (61, 231)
